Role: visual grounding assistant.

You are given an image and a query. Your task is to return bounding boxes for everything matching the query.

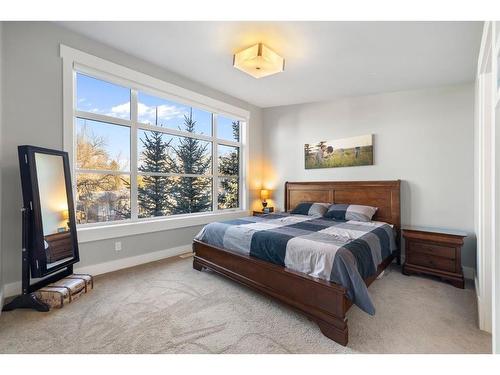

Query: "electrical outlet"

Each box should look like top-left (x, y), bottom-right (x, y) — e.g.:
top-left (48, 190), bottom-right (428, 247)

top-left (115, 241), bottom-right (122, 252)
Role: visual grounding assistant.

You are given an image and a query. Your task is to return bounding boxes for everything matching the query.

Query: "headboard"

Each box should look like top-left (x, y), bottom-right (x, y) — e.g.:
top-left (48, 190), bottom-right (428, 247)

top-left (285, 180), bottom-right (401, 230)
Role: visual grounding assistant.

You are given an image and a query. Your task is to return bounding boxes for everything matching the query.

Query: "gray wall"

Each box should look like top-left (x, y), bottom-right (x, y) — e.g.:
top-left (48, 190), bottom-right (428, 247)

top-left (1, 22), bottom-right (263, 286)
top-left (262, 84), bottom-right (476, 268)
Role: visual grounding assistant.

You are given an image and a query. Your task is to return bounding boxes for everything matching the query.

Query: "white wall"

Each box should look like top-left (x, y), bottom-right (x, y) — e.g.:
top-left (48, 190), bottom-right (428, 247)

top-left (474, 21), bottom-right (497, 336)
top-left (262, 84), bottom-right (476, 270)
top-left (495, 99), bottom-right (500, 349)
top-left (0, 21), bottom-right (4, 306)
top-left (493, 21), bottom-right (500, 355)
top-left (0, 22), bottom-right (263, 288)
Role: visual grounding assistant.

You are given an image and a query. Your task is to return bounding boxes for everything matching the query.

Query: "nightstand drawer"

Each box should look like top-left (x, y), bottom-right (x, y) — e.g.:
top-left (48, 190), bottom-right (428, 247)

top-left (408, 241), bottom-right (456, 259)
top-left (407, 252), bottom-right (456, 273)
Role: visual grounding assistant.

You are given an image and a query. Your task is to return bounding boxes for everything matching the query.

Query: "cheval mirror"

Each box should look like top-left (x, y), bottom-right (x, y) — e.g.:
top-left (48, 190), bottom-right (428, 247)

top-left (2, 146), bottom-right (80, 312)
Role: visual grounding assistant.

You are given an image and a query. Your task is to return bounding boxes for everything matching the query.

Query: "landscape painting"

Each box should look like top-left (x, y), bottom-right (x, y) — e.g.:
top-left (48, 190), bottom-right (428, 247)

top-left (305, 134), bottom-right (373, 169)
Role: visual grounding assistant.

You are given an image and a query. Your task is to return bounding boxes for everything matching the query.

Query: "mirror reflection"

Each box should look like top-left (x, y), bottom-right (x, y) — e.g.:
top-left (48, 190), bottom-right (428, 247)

top-left (35, 152), bottom-right (75, 268)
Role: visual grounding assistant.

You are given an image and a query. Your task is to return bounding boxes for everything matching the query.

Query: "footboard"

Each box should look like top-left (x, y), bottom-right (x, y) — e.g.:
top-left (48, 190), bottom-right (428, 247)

top-left (192, 239), bottom-right (350, 346)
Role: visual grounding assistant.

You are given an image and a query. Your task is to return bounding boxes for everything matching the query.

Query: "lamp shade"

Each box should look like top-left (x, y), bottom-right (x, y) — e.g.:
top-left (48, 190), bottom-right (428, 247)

top-left (61, 209), bottom-right (69, 221)
top-left (233, 43), bottom-right (285, 79)
top-left (260, 189), bottom-right (269, 200)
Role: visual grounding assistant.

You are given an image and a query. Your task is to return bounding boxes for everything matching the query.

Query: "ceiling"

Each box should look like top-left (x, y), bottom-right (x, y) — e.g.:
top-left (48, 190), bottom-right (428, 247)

top-left (58, 21), bottom-right (483, 108)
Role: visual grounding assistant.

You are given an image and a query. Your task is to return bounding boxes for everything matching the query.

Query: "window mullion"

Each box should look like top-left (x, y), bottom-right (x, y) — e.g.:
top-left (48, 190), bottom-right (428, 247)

top-left (137, 122), bottom-right (212, 142)
top-left (130, 89), bottom-right (139, 220)
top-left (75, 110), bottom-right (133, 128)
top-left (138, 171), bottom-right (213, 178)
top-left (215, 139), bottom-right (241, 147)
top-left (76, 168), bottom-right (129, 175)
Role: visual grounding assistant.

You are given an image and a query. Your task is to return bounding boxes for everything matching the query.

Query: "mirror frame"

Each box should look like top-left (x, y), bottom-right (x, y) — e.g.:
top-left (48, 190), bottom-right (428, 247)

top-left (18, 145), bottom-right (80, 278)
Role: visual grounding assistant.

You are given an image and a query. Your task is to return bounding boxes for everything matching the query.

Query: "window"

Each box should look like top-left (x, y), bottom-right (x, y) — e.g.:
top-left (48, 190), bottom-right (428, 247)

top-left (77, 73), bottom-right (131, 120)
top-left (73, 72), bottom-right (245, 226)
top-left (75, 117), bottom-right (131, 223)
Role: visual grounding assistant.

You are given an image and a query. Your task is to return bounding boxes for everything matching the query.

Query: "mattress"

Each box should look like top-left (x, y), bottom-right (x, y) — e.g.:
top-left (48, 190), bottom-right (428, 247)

top-left (195, 213), bottom-right (397, 314)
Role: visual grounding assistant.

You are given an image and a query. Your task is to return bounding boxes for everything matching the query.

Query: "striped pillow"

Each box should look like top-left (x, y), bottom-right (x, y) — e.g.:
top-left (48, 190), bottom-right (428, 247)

top-left (324, 204), bottom-right (378, 222)
top-left (290, 202), bottom-right (330, 216)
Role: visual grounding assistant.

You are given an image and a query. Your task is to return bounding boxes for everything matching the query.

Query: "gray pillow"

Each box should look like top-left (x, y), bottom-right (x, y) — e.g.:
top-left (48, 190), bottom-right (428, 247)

top-left (290, 202), bottom-right (330, 216)
top-left (324, 204), bottom-right (378, 222)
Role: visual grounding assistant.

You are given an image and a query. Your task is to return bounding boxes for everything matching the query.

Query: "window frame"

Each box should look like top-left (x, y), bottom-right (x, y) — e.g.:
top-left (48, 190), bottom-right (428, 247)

top-left (61, 45), bottom-right (250, 242)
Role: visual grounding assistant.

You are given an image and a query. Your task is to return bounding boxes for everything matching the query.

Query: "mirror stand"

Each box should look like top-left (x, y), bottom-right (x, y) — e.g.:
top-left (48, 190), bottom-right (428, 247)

top-left (2, 294), bottom-right (50, 312)
top-left (2, 207), bottom-right (72, 312)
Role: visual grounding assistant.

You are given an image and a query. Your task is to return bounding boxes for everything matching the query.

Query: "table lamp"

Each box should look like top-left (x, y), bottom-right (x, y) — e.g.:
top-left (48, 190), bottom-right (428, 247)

top-left (260, 189), bottom-right (269, 211)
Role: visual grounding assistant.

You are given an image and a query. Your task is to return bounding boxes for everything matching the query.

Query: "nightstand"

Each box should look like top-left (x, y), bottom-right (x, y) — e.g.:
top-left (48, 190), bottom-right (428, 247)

top-left (402, 226), bottom-right (467, 288)
top-left (252, 210), bottom-right (275, 216)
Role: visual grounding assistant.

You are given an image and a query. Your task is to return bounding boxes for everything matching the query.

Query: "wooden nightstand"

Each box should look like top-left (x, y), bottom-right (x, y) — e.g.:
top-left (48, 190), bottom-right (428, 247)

top-left (402, 226), bottom-right (467, 288)
top-left (252, 209), bottom-right (275, 216)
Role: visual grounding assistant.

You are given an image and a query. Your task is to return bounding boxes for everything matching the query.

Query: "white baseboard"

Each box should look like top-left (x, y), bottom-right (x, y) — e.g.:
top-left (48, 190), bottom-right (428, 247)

top-left (3, 244), bottom-right (191, 298)
top-left (475, 274), bottom-right (493, 333)
top-left (475, 275), bottom-right (485, 330)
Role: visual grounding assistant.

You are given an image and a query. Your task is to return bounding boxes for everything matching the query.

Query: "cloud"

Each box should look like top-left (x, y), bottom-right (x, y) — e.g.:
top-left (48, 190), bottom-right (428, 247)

top-left (108, 102), bottom-right (131, 119)
top-left (110, 102), bottom-right (130, 114)
top-left (105, 101), bottom-right (187, 124)
top-left (138, 102), bottom-right (187, 124)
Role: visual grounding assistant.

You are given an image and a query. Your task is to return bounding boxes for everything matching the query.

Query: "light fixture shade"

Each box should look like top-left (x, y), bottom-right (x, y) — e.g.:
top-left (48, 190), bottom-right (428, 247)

top-left (260, 189), bottom-right (269, 200)
top-left (233, 43), bottom-right (285, 79)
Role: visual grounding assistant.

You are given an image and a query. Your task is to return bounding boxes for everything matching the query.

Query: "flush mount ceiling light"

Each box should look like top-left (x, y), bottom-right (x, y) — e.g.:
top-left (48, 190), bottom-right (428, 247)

top-left (233, 43), bottom-right (285, 79)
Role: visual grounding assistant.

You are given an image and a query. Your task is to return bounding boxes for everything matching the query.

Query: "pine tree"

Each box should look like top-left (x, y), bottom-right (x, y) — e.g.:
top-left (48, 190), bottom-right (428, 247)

top-left (137, 131), bottom-right (170, 217)
top-left (218, 121), bottom-right (240, 209)
top-left (165, 109), bottom-right (212, 214)
top-left (231, 120), bottom-right (240, 141)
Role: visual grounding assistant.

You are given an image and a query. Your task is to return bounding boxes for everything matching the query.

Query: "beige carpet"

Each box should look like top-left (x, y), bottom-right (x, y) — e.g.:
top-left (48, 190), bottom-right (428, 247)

top-left (0, 255), bottom-right (491, 354)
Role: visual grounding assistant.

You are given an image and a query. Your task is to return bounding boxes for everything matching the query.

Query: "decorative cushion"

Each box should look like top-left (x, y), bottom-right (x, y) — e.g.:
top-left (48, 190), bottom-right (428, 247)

top-left (324, 204), bottom-right (378, 222)
top-left (290, 202), bottom-right (330, 216)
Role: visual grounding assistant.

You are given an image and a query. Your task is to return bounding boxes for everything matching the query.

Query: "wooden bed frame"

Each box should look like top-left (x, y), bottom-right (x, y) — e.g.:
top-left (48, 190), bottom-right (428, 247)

top-left (192, 180), bottom-right (401, 346)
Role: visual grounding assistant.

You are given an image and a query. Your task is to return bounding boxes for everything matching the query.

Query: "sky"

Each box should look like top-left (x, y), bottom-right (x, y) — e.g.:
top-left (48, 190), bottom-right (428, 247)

top-left (77, 118), bottom-right (131, 170)
top-left (76, 73), bottom-right (240, 167)
top-left (307, 134), bottom-right (373, 151)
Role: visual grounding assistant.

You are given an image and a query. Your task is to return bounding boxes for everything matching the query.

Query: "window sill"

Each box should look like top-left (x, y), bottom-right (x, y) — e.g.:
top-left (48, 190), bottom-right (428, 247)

top-left (77, 210), bottom-right (250, 243)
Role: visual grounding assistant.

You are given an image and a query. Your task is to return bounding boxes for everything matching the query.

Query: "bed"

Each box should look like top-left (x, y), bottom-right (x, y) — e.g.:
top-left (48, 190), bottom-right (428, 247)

top-left (192, 180), bottom-right (401, 346)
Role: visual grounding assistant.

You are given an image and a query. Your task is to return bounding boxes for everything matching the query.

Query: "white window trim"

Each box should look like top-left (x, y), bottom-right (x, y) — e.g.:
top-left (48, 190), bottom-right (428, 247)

top-left (60, 45), bottom-right (250, 242)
